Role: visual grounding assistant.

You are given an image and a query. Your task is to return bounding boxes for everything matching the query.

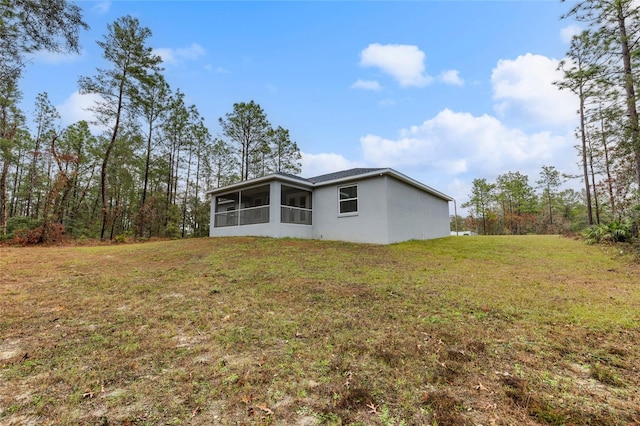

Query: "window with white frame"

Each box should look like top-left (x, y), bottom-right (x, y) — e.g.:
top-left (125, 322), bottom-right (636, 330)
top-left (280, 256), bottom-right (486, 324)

top-left (338, 184), bottom-right (358, 214)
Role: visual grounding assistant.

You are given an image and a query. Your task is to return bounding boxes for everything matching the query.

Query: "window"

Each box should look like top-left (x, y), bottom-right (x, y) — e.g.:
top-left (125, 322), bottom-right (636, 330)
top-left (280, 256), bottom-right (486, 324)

top-left (339, 184), bottom-right (358, 214)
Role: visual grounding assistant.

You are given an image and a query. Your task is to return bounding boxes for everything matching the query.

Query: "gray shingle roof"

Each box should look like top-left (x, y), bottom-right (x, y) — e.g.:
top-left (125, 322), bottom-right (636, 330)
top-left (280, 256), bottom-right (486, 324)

top-left (273, 171), bottom-right (311, 183)
top-left (307, 168), bottom-right (385, 183)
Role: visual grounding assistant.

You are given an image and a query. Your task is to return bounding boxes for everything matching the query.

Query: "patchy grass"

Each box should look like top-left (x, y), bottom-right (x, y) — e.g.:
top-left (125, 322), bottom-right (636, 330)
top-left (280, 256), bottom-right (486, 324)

top-left (1, 235), bottom-right (639, 425)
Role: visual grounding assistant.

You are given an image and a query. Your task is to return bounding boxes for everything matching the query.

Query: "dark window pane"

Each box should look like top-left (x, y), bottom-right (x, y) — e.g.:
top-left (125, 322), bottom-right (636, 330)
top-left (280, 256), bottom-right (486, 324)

top-left (340, 199), bottom-right (357, 214)
top-left (339, 185), bottom-right (357, 200)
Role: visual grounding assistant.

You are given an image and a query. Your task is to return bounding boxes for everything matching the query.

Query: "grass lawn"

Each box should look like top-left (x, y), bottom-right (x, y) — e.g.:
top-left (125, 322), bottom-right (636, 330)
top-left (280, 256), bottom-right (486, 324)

top-left (1, 235), bottom-right (639, 425)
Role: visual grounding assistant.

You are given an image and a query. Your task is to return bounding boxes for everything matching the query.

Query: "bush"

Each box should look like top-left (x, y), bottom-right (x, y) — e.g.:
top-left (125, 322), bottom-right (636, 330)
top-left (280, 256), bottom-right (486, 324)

top-left (12, 223), bottom-right (66, 246)
top-left (6, 216), bottom-right (43, 236)
top-left (584, 220), bottom-right (633, 244)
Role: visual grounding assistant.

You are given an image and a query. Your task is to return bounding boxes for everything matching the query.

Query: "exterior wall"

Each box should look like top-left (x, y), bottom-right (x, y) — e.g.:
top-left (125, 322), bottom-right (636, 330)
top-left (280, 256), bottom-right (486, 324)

top-left (384, 176), bottom-right (450, 243)
top-left (312, 176), bottom-right (390, 244)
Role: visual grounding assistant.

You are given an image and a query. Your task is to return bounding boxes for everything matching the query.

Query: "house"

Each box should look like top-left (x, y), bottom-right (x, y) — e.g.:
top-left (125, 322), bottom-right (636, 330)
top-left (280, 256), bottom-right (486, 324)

top-left (207, 168), bottom-right (452, 244)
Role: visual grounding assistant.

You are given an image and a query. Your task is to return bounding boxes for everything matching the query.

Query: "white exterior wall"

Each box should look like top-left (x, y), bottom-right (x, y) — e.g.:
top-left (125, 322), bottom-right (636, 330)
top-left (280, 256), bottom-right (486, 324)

top-left (385, 176), bottom-right (450, 243)
top-left (312, 177), bottom-right (390, 244)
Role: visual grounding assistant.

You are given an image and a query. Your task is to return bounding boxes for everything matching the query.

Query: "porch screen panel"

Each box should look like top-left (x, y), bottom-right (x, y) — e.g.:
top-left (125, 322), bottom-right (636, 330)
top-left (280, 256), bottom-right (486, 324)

top-left (281, 185), bottom-right (312, 225)
top-left (239, 185), bottom-right (270, 225)
top-left (215, 193), bottom-right (239, 227)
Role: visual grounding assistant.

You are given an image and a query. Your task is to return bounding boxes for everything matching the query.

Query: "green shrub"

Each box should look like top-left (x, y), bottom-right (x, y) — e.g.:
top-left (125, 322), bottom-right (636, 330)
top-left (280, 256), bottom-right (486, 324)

top-left (584, 220), bottom-right (633, 244)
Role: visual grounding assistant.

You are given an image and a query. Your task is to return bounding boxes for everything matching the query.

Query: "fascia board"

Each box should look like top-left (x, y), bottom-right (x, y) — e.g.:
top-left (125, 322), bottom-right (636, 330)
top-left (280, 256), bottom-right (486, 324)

top-left (313, 168), bottom-right (453, 201)
top-left (206, 174), bottom-right (313, 196)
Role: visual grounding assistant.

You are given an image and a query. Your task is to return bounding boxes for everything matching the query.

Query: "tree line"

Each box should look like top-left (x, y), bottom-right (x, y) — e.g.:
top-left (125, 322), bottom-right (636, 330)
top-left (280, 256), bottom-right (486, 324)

top-left (460, 167), bottom-right (588, 235)
top-left (462, 0), bottom-right (640, 237)
top-left (0, 4), bottom-right (301, 242)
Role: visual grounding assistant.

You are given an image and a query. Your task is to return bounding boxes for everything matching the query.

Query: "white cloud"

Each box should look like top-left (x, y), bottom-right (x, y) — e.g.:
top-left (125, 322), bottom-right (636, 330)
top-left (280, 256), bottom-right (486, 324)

top-left (360, 108), bottom-right (572, 181)
top-left (359, 43), bottom-right (432, 87)
top-left (153, 43), bottom-right (206, 65)
top-left (28, 50), bottom-right (84, 65)
top-left (93, 1), bottom-right (111, 15)
top-left (300, 152), bottom-right (363, 178)
top-left (351, 79), bottom-right (382, 91)
top-left (560, 24), bottom-right (582, 44)
top-left (491, 53), bottom-right (578, 129)
top-left (438, 69), bottom-right (464, 86)
top-left (56, 91), bottom-right (106, 132)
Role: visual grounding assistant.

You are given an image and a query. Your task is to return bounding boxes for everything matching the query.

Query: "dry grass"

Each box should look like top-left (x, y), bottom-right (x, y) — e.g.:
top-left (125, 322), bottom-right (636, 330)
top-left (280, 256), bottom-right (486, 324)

top-left (1, 235), bottom-right (639, 425)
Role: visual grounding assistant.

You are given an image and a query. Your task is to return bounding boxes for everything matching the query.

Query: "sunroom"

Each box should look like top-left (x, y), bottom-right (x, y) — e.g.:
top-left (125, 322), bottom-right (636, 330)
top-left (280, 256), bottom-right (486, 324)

top-left (210, 176), bottom-right (313, 238)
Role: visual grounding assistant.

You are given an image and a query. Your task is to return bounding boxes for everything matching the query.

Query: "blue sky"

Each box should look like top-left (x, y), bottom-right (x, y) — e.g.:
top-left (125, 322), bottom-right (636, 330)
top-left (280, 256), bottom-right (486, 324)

top-left (20, 1), bottom-right (583, 212)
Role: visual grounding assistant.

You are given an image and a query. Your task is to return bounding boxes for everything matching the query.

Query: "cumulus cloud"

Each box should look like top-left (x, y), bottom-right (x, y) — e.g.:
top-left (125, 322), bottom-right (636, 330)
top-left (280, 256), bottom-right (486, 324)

top-left (491, 53), bottom-right (578, 129)
top-left (56, 91), bottom-right (106, 132)
top-left (359, 43), bottom-right (432, 87)
top-left (153, 43), bottom-right (206, 65)
top-left (438, 70), bottom-right (464, 86)
top-left (359, 108), bottom-right (572, 181)
top-left (300, 152), bottom-right (363, 178)
top-left (351, 79), bottom-right (382, 91)
top-left (560, 24), bottom-right (582, 44)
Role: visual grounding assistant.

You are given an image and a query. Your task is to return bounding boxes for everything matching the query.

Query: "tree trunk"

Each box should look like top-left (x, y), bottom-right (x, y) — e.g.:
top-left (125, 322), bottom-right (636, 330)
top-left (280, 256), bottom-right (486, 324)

top-left (138, 122), bottom-right (153, 238)
top-left (616, 3), bottom-right (640, 188)
top-left (0, 159), bottom-right (9, 236)
top-left (600, 111), bottom-right (616, 219)
top-left (579, 83), bottom-right (594, 225)
top-left (100, 77), bottom-right (126, 241)
top-left (181, 144), bottom-right (192, 238)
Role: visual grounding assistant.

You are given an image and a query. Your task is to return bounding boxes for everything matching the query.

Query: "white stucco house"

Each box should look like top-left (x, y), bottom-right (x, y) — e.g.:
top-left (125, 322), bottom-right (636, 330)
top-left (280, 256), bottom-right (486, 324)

top-left (207, 168), bottom-right (452, 244)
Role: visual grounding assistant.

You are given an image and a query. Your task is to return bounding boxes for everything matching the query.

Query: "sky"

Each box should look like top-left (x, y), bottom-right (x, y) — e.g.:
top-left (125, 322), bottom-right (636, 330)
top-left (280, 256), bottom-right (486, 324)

top-left (20, 0), bottom-right (585, 214)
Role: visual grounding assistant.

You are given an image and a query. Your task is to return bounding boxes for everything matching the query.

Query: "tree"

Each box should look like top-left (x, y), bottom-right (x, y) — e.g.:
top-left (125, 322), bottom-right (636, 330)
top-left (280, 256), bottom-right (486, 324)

top-left (189, 118), bottom-right (212, 237)
top-left (0, 72), bottom-right (24, 236)
top-left (219, 101), bottom-right (272, 181)
top-left (55, 121), bottom-right (99, 235)
top-left (556, 30), bottom-right (603, 225)
top-left (462, 178), bottom-right (495, 235)
top-left (208, 139), bottom-right (239, 188)
top-left (219, 101), bottom-right (301, 181)
top-left (563, 0), bottom-right (640, 190)
top-left (134, 72), bottom-right (170, 238)
top-left (24, 92), bottom-right (60, 218)
top-left (537, 165), bottom-right (562, 226)
top-left (495, 171), bottom-right (538, 235)
top-left (78, 15), bottom-right (161, 240)
top-left (0, 0), bottom-right (88, 84)
top-left (1, 0), bottom-right (86, 236)
top-left (163, 90), bottom-right (189, 210)
top-left (267, 126), bottom-right (302, 175)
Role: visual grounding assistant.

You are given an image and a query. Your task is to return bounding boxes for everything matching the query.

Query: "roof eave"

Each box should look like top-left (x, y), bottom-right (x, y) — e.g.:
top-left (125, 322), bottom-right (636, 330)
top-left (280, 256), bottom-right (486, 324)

top-left (205, 173), bottom-right (313, 195)
top-left (313, 168), bottom-right (453, 201)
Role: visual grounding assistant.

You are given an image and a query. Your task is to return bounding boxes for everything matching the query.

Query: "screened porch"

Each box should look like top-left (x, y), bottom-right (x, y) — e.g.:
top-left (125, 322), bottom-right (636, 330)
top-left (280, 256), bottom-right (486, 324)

top-left (213, 183), bottom-right (312, 228)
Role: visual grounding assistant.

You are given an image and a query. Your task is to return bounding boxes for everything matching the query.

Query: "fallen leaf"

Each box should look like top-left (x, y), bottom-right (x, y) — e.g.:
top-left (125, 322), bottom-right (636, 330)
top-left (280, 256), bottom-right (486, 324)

top-left (255, 403), bottom-right (273, 416)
